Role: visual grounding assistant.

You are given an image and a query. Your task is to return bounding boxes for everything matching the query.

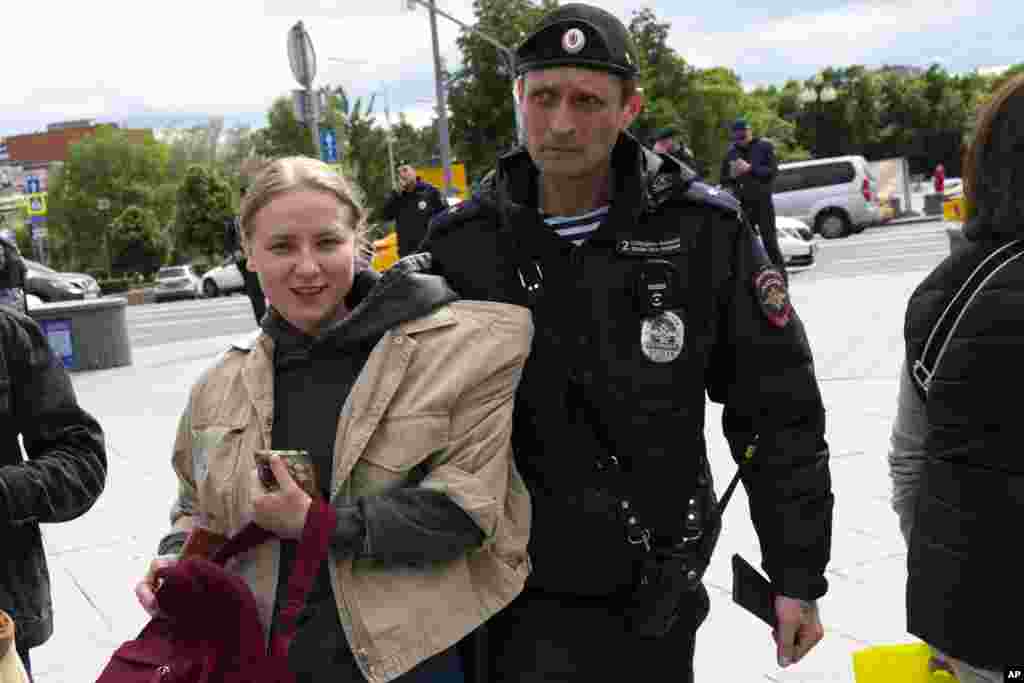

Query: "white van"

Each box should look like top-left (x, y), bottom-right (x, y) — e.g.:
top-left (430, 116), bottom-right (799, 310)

top-left (772, 156), bottom-right (882, 239)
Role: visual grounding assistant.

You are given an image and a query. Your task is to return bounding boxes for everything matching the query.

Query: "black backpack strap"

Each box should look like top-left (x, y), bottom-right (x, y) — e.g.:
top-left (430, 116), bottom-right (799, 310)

top-left (912, 239), bottom-right (1024, 398)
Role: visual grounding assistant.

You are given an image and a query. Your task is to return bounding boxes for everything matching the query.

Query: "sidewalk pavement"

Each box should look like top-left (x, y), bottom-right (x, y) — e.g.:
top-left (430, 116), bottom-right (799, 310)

top-left (28, 267), bottom-right (936, 682)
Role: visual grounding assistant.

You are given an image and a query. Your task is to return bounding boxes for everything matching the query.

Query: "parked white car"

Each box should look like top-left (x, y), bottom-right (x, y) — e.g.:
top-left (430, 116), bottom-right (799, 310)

top-left (777, 216), bottom-right (816, 269)
top-left (154, 265), bottom-right (202, 302)
top-left (201, 258), bottom-right (246, 298)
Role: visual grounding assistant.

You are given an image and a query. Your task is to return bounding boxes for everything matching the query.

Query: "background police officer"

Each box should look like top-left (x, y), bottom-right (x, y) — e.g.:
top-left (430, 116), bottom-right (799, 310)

top-left (720, 118), bottom-right (784, 270)
top-left (371, 161), bottom-right (448, 257)
top-left (423, 4), bottom-right (832, 680)
top-left (650, 125), bottom-right (700, 176)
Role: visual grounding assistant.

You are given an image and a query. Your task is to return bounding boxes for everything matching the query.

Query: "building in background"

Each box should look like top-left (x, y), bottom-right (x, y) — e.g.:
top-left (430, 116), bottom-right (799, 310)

top-left (2, 119), bottom-right (152, 168)
top-left (0, 120), bottom-right (151, 264)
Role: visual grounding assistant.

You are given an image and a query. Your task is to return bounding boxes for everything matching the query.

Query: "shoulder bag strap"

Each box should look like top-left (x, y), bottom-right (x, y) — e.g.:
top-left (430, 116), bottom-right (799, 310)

top-left (912, 239), bottom-right (1024, 397)
top-left (268, 500), bottom-right (336, 653)
top-left (209, 500), bottom-right (336, 653)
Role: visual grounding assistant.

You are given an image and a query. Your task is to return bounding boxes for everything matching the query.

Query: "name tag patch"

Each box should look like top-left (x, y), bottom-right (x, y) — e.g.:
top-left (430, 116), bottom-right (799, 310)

top-left (618, 237), bottom-right (683, 256)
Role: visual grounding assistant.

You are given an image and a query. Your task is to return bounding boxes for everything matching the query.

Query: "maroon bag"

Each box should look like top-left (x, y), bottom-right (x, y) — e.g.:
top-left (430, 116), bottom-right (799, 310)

top-left (96, 500), bottom-right (336, 682)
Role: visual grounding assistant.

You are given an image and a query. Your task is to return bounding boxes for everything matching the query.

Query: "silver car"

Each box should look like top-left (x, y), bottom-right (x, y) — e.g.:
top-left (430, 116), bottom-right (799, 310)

top-left (200, 258), bottom-right (246, 298)
top-left (154, 265), bottom-right (202, 302)
top-left (772, 155), bottom-right (882, 239)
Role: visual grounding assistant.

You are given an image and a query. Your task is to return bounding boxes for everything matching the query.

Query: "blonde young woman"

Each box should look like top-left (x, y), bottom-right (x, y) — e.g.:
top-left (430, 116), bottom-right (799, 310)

top-left (134, 157), bottom-right (533, 682)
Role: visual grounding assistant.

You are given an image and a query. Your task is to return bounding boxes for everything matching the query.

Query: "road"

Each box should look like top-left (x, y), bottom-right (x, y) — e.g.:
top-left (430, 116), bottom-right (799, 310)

top-left (126, 293), bottom-right (259, 348)
top-left (796, 217), bottom-right (950, 281)
top-left (123, 217), bottom-right (953, 347)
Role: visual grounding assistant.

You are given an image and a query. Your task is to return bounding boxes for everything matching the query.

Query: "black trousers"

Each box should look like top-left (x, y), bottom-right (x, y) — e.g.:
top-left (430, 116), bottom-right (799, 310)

top-left (236, 260), bottom-right (266, 325)
top-left (744, 200), bottom-right (785, 273)
top-left (486, 585), bottom-right (709, 682)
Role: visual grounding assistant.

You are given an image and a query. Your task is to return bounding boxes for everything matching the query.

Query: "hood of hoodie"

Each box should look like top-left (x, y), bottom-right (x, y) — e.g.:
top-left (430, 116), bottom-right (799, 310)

top-left (262, 253), bottom-right (457, 356)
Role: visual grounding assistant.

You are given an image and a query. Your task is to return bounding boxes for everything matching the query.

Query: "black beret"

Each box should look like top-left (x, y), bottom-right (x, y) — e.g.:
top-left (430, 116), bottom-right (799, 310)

top-left (515, 3), bottom-right (638, 78)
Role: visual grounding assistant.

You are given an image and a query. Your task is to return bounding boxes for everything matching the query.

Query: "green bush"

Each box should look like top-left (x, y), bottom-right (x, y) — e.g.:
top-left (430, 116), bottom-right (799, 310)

top-left (110, 206), bottom-right (166, 277)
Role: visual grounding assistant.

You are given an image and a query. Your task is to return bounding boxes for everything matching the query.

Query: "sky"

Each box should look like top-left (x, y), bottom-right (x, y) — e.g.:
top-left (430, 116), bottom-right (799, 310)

top-left (1, 0), bottom-right (1019, 138)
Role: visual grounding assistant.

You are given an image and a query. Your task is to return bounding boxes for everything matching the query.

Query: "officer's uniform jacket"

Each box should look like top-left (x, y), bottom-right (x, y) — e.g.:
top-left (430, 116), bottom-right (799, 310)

top-left (423, 133), bottom-right (832, 601)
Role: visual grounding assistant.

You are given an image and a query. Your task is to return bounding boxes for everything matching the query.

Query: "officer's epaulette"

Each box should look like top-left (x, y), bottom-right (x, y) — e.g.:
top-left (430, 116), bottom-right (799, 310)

top-left (682, 181), bottom-right (742, 217)
top-left (425, 197), bottom-right (491, 241)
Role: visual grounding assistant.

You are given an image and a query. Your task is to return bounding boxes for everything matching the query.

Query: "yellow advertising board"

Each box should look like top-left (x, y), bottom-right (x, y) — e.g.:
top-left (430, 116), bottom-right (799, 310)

top-left (371, 231), bottom-right (399, 272)
top-left (415, 163), bottom-right (468, 201)
top-left (942, 196), bottom-right (965, 222)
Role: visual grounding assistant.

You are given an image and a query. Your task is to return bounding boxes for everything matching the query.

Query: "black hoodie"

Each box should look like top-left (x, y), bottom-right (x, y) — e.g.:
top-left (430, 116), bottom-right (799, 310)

top-left (264, 255), bottom-right (478, 680)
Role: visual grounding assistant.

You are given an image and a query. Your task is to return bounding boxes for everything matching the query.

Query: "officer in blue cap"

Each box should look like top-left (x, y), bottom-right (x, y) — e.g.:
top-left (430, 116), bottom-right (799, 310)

top-left (423, 5), bottom-right (832, 681)
top-left (721, 117), bottom-right (783, 270)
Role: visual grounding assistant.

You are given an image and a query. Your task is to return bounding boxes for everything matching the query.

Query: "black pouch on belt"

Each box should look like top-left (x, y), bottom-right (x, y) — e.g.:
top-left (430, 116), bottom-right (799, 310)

top-left (626, 457), bottom-right (722, 639)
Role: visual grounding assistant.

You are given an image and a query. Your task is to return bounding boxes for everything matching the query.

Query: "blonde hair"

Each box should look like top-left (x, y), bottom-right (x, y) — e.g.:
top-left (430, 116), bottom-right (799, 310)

top-left (239, 156), bottom-right (372, 266)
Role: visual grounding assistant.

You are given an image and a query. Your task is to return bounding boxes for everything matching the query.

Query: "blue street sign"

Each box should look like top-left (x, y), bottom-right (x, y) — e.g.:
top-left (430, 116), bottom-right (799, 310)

top-left (319, 128), bottom-right (338, 164)
top-left (25, 176), bottom-right (40, 194)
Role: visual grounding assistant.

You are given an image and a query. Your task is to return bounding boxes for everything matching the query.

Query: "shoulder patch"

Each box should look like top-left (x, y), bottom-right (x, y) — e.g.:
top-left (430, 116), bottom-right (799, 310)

top-left (683, 181), bottom-right (742, 216)
top-left (425, 198), bottom-right (490, 241)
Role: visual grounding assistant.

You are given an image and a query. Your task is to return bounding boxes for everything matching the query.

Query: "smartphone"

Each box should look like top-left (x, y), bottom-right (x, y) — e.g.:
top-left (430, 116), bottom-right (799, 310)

top-left (253, 449), bottom-right (319, 499)
top-left (732, 553), bottom-right (778, 629)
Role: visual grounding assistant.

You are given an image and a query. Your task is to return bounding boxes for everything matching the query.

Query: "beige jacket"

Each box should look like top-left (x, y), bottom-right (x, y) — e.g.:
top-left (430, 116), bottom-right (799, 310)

top-left (168, 301), bottom-right (533, 682)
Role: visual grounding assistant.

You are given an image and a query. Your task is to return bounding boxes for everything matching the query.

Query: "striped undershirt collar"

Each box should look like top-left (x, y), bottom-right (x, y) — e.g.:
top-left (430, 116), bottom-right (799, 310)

top-left (542, 205), bottom-right (610, 246)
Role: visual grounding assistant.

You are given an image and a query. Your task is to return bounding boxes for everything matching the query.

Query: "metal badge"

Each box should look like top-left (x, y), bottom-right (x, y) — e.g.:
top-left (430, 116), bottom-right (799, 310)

top-left (562, 28), bottom-right (586, 54)
top-left (641, 311), bottom-right (685, 363)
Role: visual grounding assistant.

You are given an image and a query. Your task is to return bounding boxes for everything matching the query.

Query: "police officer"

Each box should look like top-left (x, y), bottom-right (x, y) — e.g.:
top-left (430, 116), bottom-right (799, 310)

top-left (650, 126), bottom-right (700, 176)
top-left (422, 4), bottom-right (832, 681)
top-left (720, 119), bottom-right (784, 271)
top-left (370, 161), bottom-right (448, 258)
top-left (224, 184), bottom-right (267, 325)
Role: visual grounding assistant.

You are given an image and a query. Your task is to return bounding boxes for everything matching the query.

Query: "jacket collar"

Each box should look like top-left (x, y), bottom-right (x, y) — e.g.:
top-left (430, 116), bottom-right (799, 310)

top-left (491, 132), bottom-right (696, 243)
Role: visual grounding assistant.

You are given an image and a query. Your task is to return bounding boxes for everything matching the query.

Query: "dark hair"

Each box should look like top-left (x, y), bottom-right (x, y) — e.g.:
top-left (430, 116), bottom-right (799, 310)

top-left (963, 73), bottom-right (1024, 240)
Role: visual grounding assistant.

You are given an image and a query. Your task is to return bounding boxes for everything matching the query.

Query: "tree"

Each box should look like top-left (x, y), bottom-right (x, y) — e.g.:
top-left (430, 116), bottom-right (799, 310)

top-left (447, 0), bottom-right (559, 182)
top-left (253, 96), bottom-right (317, 159)
top-left (689, 67), bottom-right (746, 183)
top-left (175, 165), bottom-right (234, 262)
top-left (628, 8), bottom-right (698, 145)
top-left (110, 205), bottom-right (166, 276)
top-left (46, 126), bottom-right (169, 272)
top-left (390, 115), bottom-right (437, 169)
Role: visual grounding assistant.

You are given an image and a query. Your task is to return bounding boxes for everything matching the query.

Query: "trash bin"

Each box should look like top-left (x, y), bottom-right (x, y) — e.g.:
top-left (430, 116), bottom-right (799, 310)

top-left (29, 297), bottom-right (132, 371)
top-left (924, 193), bottom-right (946, 216)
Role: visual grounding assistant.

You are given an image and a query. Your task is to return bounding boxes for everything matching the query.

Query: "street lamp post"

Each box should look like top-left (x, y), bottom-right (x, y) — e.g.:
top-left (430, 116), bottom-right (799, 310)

top-left (799, 74), bottom-right (838, 157)
top-left (403, 0), bottom-right (519, 195)
top-left (427, 0), bottom-right (454, 196)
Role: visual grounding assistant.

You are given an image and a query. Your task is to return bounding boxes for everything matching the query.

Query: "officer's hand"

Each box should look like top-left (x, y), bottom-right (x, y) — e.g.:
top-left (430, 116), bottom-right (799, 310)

top-left (734, 159), bottom-right (752, 175)
top-left (249, 454), bottom-right (312, 540)
top-left (773, 595), bottom-right (823, 667)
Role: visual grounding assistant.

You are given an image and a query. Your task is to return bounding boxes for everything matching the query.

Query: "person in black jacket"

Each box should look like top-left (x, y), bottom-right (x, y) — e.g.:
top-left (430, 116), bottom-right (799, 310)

top-left (720, 119), bottom-right (784, 271)
top-left (0, 238), bottom-right (107, 679)
top-left (421, 5), bottom-right (832, 681)
top-left (371, 162), bottom-right (447, 258)
top-left (225, 183), bottom-right (267, 325)
top-left (891, 73), bottom-right (1024, 682)
top-left (649, 126), bottom-right (700, 177)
